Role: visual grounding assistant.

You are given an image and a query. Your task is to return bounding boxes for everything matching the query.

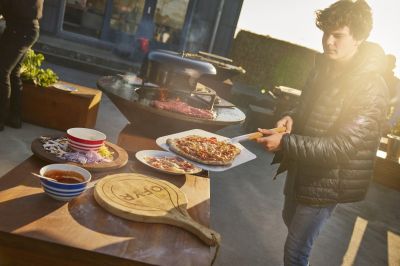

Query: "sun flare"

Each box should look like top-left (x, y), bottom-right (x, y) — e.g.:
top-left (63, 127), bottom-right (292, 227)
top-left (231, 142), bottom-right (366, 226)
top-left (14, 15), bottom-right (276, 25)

top-left (237, 0), bottom-right (400, 76)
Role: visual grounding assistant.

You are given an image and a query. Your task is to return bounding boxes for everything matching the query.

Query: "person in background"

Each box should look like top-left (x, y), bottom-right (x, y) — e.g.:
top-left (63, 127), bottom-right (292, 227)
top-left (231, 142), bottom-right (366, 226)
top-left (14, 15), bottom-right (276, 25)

top-left (256, 0), bottom-right (389, 265)
top-left (161, 26), bottom-right (171, 44)
top-left (385, 55), bottom-right (398, 88)
top-left (384, 54), bottom-right (400, 126)
top-left (0, 0), bottom-right (43, 131)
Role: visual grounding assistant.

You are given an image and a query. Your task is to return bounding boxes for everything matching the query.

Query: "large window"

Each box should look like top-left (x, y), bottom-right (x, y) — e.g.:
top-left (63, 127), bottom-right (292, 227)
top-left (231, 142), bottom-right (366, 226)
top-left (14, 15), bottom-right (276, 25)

top-left (63, 0), bottom-right (107, 38)
top-left (110, 0), bottom-right (145, 35)
top-left (62, 0), bottom-right (190, 48)
top-left (153, 0), bottom-right (189, 46)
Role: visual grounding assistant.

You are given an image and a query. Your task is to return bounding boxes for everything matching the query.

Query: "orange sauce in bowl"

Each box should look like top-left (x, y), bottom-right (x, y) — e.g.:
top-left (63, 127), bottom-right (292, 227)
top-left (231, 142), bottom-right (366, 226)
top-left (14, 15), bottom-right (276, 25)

top-left (44, 170), bottom-right (85, 184)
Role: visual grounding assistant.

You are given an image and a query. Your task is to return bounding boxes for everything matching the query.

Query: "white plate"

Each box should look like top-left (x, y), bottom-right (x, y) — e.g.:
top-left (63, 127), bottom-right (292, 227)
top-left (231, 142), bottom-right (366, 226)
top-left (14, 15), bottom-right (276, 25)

top-left (53, 83), bottom-right (78, 92)
top-left (135, 150), bottom-right (203, 175)
top-left (156, 129), bottom-right (257, 172)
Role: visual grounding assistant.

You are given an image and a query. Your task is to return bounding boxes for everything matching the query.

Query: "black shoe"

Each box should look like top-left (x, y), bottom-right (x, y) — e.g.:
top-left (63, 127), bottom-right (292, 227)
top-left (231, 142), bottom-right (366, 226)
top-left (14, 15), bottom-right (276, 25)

top-left (0, 123), bottom-right (4, 131)
top-left (6, 115), bottom-right (22, 129)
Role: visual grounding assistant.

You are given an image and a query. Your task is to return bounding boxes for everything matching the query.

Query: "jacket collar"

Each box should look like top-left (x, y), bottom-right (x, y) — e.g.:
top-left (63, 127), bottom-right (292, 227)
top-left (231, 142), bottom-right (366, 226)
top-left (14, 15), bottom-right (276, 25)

top-left (315, 41), bottom-right (387, 83)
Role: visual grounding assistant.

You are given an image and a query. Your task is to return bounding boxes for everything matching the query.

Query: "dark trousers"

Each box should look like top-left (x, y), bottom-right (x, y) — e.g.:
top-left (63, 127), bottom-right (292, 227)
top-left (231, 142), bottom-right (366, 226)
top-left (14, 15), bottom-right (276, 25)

top-left (0, 24), bottom-right (39, 126)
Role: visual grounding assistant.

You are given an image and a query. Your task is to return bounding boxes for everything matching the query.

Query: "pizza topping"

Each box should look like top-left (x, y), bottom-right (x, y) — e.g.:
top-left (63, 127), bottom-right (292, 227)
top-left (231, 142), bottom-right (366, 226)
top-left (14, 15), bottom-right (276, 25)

top-left (144, 156), bottom-right (201, 173)
top-left (167, 135), bottom-right (241, 165)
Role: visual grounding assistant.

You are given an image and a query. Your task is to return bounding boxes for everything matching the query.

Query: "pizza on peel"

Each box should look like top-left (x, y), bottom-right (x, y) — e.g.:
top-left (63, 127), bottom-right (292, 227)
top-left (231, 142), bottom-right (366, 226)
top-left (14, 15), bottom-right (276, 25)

top-left (166, 135), bottom-right (241, 166)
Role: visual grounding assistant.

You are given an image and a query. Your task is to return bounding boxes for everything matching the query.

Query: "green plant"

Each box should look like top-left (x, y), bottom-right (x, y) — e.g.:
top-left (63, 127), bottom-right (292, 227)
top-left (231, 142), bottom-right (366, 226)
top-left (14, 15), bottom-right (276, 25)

top-left (20, 49), bottom-right (58, 87)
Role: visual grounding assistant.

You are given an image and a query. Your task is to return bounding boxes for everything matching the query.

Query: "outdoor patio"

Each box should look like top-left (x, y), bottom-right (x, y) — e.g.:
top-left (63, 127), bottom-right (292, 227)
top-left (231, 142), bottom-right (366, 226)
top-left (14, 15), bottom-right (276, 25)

top-left (0, 63), bottom-right (399, 265)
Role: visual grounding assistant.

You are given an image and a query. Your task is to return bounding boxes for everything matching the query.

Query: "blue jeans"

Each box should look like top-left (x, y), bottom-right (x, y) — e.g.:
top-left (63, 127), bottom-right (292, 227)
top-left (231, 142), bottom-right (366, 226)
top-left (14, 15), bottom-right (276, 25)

top-left (282, 195), bottom-right (336, 266)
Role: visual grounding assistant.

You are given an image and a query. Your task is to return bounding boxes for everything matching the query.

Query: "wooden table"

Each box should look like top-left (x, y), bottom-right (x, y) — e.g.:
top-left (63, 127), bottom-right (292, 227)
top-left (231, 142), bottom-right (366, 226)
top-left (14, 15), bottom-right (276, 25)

top-left (0, 132), bottom-right (214, 265)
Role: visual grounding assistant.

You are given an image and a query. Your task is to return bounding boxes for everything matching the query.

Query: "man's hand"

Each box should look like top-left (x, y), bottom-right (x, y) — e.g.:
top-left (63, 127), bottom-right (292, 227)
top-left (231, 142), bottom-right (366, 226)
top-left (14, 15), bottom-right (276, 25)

top-left (277, 116), bottom-right (293, 133)
top-left (256, 116), bottom-right (293, 151)
top-left (256, 128), bottom-right (285, 152)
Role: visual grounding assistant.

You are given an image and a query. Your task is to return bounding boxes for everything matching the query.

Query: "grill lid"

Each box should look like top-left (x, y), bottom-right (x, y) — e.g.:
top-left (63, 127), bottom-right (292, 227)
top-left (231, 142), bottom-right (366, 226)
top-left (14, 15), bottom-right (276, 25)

top-left (147, 50), bottom-right (217, 76)
top-left (181, 51), bottom-right (246, 81)
top-left (140, 50), bottom-right (217, 91)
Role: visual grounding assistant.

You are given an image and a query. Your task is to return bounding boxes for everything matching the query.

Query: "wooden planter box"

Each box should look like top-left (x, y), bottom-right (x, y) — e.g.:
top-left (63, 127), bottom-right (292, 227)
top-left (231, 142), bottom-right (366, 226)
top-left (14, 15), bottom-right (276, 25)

top-left (22, 81), bottom-right (102, 131)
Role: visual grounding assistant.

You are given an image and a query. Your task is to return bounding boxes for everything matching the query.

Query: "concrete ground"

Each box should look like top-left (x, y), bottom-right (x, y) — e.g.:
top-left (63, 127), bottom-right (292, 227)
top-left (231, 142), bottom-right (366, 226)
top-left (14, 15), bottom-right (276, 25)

top-left (0, 63), bottom-right (399, 266)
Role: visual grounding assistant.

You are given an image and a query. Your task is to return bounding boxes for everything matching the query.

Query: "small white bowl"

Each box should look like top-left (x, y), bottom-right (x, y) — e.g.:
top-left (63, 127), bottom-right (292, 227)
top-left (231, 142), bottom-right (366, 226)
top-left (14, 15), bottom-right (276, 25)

top-left (39, 164), bottom-right (91, 201)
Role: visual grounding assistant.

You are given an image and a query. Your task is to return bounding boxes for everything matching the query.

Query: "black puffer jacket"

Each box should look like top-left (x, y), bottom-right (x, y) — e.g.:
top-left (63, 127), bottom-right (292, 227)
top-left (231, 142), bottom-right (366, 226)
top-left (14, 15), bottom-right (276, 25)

top-left (277, 42), bottom-right (389, 206)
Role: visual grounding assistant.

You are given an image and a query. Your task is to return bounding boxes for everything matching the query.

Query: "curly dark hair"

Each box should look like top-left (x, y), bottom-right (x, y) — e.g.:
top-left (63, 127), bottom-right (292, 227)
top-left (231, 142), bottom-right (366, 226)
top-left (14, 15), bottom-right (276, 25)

top-left (315, 0), bottom-right (373, 40)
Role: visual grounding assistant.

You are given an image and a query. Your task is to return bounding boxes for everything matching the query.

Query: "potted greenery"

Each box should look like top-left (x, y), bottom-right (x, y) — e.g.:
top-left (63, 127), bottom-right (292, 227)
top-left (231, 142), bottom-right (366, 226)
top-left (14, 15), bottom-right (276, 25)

top-left (21, 49), bottom-right (59, 87)
top-left (20, 49), bottom-right (102, 131)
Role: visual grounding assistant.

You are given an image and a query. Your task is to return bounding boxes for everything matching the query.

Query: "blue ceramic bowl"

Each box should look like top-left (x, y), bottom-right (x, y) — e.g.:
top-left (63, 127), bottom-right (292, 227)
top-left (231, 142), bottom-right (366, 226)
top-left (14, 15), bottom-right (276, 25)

top-left (39, 164), bottom-right (91, 201)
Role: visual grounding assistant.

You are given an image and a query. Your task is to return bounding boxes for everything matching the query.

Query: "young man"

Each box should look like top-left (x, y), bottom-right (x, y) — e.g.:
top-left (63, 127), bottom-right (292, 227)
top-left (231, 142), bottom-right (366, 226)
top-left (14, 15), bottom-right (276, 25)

top-left (257, 1), bottom-right (389, 265)
top-left (0, 0), bottom-right (43, 131)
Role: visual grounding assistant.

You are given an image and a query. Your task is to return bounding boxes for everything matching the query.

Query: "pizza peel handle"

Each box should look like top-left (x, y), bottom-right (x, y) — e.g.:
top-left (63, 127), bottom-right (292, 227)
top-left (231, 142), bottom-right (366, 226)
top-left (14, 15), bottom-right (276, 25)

top-left (94, 173), bottom-right (221, 246)
top-left (172, 208), bottom-right (221, 246)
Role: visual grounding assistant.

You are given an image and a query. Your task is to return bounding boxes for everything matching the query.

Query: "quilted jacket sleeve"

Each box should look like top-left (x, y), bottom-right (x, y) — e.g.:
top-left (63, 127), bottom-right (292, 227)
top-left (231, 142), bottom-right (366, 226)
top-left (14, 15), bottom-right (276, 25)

top-left (282, 77), bottom-right (388, 166)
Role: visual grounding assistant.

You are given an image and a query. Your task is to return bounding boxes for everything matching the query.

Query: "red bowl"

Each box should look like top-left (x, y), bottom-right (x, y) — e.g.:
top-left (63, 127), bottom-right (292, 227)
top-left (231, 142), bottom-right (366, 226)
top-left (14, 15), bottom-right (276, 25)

top-left (67, 128), bottom-right (106, 152)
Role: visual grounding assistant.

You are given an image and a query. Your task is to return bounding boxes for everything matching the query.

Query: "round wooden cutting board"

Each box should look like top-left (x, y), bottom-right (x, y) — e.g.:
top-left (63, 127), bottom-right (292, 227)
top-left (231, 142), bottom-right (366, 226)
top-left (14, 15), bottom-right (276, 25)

top-left (94, 173), bottom-right (220, 246)
top-left (31, 136), bottom-right (128, 172)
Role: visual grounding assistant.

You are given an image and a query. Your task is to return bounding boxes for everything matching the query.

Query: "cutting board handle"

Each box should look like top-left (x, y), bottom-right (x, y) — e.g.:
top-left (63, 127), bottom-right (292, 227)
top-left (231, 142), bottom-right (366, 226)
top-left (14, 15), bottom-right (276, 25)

top-left (176, 212), bottom-right (221, 246)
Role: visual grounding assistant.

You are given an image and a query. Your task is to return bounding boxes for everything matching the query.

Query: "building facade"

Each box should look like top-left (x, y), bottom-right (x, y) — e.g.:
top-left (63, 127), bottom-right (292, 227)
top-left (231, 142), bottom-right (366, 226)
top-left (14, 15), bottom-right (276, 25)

top-left (41, 0), bottom-right (243, 57)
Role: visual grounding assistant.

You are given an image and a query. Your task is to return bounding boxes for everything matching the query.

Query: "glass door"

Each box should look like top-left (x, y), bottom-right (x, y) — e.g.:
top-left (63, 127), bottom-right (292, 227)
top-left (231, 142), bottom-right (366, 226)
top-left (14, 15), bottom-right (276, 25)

top-left (109, 0), bottom-right (189, 46)
top-left (62, 0), bottom-right (190, 48)
top-left (109, 0), bottom-right (146, 35)
top-left (110, 0), bottom-right (149, 57)
top-left (153, 0), bottom-right (190, 49)
top-left (63, 0), bottom-right (107, 38)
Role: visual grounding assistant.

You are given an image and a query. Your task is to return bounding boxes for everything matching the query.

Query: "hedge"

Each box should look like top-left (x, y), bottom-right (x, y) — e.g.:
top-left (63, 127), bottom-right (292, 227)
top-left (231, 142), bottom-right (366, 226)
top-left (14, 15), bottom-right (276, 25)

top-left (229, 30), bottom-right (318, 92)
